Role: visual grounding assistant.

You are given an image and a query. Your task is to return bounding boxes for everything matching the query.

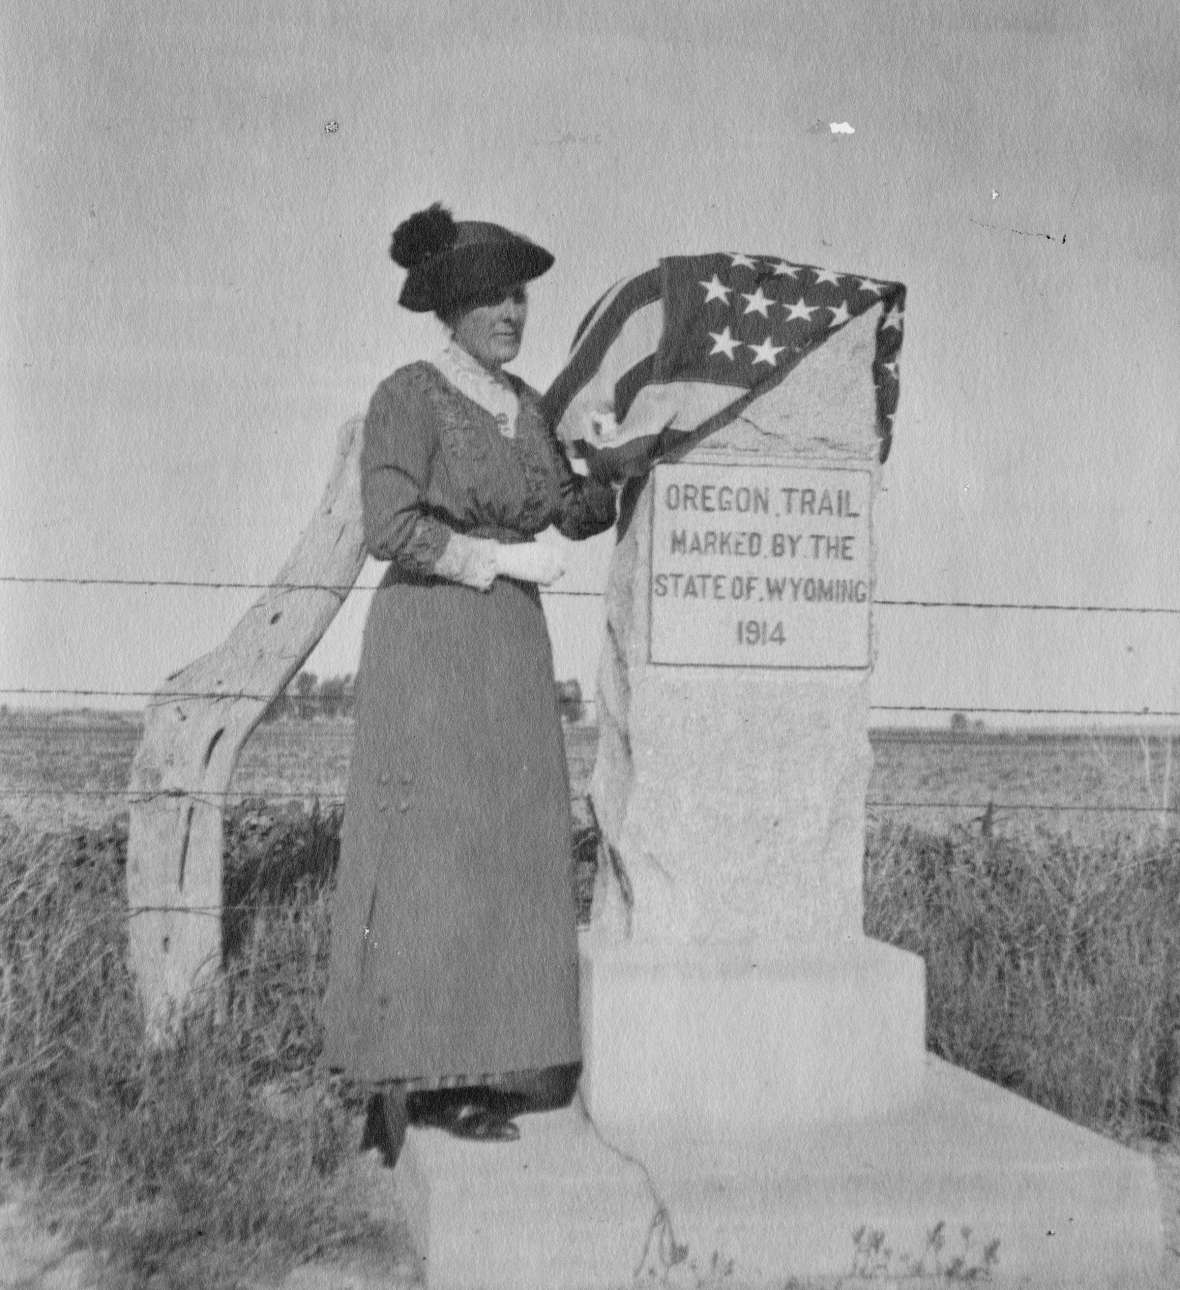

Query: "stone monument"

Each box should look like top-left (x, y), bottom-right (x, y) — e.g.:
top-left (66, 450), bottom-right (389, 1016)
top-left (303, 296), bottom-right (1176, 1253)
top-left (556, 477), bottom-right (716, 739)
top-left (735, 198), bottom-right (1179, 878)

top-left (582, 314), bottom-right (923, 1141)
top-left (394, 260), bottom-right (1164, 1289)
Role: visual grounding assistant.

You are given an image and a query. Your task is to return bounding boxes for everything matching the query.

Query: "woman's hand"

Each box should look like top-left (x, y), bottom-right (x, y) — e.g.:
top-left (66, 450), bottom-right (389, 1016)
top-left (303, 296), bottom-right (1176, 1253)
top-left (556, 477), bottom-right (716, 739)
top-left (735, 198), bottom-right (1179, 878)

top-left (493, 542), bottom-right (566, 586)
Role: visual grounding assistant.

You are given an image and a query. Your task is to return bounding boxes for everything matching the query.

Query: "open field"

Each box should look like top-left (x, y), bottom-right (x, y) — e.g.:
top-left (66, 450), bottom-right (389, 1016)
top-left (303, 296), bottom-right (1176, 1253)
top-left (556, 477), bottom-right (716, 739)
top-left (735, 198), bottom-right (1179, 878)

top-left (1, 710), bottom-right (1175, 842)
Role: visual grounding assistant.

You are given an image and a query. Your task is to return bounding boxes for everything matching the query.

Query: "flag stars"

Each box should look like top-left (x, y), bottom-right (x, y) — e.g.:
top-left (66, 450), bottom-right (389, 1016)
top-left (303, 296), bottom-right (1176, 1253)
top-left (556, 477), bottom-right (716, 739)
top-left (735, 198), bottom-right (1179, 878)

top-left (782, 297), bottom-right (819, 323)
top-left (740, 286), bottom-right (774, 318)
top-left (699, 274), bottom-right (732, 305)
top-left (747, 335), bottom-right (785, 366)
top-left (682, 255), bottom-right (903, 396)
top-left (707, 325), bottom-right (742, 360)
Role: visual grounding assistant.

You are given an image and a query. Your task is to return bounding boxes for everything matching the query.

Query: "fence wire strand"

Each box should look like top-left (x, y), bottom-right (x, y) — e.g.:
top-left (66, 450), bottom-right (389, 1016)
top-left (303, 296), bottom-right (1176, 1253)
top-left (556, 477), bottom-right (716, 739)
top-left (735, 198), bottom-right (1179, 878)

top-left (2, 785), bottom-right (1177, 817)
top-left (3, 686), bottom-right (1179, 720)
top-left (0, 574), bottom-right (604, 598)
top-left (4, 573), bottom-right (1180, 614)
top-left (3, 571), bottom-right (1178, 829)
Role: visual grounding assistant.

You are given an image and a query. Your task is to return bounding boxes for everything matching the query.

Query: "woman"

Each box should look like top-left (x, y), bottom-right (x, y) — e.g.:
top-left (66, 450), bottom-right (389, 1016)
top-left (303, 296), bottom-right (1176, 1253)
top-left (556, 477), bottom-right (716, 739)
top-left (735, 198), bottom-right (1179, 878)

top-left (321, 204), bottom-right (616, 1165)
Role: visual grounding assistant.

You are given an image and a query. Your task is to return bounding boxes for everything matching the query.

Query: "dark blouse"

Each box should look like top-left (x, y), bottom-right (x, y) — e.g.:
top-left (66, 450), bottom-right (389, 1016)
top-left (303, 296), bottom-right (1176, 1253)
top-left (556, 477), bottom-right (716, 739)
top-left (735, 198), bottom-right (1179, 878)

top-left (361, 361), bottom-right (616, 578)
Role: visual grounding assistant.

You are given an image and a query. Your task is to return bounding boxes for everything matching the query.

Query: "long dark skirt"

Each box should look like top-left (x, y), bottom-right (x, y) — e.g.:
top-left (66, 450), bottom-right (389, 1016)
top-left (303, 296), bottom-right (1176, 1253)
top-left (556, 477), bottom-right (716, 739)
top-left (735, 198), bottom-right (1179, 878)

top-left (321, 569), bottom-right (581, 1086)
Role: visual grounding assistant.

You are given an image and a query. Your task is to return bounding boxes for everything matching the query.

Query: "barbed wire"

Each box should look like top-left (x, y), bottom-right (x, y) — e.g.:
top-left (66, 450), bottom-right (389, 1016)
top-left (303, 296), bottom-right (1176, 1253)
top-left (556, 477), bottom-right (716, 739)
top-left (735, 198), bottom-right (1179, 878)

top-left (0, 687), bottom-right (290, 704)
top-left (0, 575), bottom-right (364, 592)
top-left (864, 800), bottom-right (1180, 815)
top-left (871, 704), bottom-right (1180, 718)
top-left (1, 785), bottom-right (1176, 817)
top-left (873, 597), bottom-right (1180, 616)
top-left (3, 573), bottom-right (1180, 614)
top-left (3, 686), bottom-right (1180, 719)
top-left (0, 574), bottom-right (604, 598)
top-left (3, 577), bottom-right (1178, 824)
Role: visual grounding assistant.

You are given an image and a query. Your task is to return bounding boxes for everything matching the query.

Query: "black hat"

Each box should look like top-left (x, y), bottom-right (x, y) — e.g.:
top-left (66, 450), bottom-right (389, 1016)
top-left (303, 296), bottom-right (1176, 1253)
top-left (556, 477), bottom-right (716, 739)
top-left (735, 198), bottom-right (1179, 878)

top-left (390, 203), bottom-right (554, 314)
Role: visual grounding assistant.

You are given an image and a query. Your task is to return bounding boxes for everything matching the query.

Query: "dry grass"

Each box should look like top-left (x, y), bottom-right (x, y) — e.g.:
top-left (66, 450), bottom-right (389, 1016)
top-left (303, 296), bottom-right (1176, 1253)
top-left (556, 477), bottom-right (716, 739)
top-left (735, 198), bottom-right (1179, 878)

top-left (865, 818), bottom-right (1180, 1140)
top-left (0, 806), bottom-right (380, 1288)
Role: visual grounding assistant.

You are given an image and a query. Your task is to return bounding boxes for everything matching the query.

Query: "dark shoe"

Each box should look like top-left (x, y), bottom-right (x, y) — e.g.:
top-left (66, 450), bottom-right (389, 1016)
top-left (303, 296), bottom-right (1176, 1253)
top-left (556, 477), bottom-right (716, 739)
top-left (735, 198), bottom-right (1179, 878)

top-left (408, 1085), bottom-right (524, 1130)
top-left (361, 1091), bottom-right (408, 1168)
top-left (445, 1102), bottom-right (521, 1142)
top-left (406, 1089), bottom-right (459, 1129)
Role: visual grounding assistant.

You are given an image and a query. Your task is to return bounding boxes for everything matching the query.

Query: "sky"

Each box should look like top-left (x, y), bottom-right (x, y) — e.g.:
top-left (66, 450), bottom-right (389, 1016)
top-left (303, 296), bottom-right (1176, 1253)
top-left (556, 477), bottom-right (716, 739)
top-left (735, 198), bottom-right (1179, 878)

top-left (2, 0), bottom-right (1178, 727)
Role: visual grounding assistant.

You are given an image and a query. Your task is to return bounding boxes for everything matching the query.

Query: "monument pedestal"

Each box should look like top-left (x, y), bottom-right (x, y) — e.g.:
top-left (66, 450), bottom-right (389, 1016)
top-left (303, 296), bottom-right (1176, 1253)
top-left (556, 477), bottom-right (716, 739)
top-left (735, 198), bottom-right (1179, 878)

top-left (396, 1059), bottom-right (1164, 1289)
top-left (578, 929), bottom-right (926, 1137)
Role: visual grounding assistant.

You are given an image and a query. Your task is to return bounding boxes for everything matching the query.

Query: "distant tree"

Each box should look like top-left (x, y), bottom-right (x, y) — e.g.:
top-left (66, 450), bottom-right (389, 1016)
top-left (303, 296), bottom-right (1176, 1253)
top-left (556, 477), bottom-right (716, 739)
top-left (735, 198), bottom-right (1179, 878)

top-left (950, 711), bottom-right (969, 732)
top-left (319, 674), bottom-right (351, 718)
top-left (556, 679), bottom-right (584, 724)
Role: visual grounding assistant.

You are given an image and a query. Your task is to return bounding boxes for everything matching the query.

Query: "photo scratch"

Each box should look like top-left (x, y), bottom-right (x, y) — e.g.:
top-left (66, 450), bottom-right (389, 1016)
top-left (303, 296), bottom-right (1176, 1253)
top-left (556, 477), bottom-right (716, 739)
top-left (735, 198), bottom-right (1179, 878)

top-left (969, 217), bottom-right (1066, 245)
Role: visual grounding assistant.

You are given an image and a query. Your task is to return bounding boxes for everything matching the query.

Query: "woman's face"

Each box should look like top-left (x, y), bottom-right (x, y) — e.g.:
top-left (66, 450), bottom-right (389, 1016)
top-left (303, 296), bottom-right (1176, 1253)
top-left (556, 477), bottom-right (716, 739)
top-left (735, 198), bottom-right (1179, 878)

top-left (448, 283), bottom-right (528, 371)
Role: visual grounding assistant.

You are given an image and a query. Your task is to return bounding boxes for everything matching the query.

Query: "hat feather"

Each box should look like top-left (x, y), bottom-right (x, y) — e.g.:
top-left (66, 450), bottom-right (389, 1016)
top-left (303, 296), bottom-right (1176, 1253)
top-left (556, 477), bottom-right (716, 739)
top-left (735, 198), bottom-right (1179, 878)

top-left (389, 202), bottom-right (457, 269)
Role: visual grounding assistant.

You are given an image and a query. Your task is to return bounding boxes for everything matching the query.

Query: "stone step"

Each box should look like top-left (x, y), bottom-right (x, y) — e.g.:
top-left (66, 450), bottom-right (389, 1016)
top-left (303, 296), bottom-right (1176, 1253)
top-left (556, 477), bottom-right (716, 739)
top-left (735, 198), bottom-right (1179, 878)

top-left (579, 934), bottom-right (926, 1137)
top-left (394, 1056), bottom-right (1164, 1290)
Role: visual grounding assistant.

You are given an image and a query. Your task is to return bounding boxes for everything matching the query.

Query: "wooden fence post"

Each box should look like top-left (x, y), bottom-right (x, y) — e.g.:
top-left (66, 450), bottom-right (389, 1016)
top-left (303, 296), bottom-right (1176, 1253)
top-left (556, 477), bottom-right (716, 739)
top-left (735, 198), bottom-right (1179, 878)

top-left (127, 418), bottom-right (367, 1041)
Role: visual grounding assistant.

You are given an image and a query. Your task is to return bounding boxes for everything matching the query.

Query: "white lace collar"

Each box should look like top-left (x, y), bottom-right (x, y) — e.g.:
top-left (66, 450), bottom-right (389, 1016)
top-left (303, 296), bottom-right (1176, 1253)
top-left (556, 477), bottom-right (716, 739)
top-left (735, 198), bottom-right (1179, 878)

top-left (432, 340), bottom-right (520, 438)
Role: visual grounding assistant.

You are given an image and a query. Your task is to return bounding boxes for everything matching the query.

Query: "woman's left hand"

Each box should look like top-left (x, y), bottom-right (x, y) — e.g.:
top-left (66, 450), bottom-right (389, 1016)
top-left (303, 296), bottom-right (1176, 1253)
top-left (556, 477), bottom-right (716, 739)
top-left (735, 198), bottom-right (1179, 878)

top-left (494, 543), bottom-right (566, 586)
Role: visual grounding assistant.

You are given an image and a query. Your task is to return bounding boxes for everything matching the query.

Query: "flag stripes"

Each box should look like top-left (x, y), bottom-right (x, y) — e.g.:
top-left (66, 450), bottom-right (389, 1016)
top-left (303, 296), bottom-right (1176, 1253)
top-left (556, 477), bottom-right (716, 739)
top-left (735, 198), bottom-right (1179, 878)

top-left (544, 251), bottom-right (906, 480)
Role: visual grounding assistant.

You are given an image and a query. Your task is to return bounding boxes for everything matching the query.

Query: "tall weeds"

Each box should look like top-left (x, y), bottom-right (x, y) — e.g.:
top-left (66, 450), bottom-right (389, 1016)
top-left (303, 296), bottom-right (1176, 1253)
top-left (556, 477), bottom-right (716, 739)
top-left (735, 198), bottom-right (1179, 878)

top-left (0, 803), bottom-right (376, 1285)
top-left (865, 820), bottom-right (1180, 1139)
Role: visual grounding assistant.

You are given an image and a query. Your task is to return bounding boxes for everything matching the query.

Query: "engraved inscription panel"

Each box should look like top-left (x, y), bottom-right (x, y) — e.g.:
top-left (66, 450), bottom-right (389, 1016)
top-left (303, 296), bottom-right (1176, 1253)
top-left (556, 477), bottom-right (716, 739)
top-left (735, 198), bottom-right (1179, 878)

top-left (648, 462), bottom-right (872, 669)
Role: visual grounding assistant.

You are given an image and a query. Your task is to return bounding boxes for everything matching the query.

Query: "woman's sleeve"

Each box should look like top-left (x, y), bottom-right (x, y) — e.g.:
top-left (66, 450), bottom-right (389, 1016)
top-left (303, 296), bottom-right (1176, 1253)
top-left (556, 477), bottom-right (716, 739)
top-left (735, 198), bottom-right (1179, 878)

top-left (362, 374), bottom-right (498, 588)
top-left (545, 427), bottom-right (618, 541)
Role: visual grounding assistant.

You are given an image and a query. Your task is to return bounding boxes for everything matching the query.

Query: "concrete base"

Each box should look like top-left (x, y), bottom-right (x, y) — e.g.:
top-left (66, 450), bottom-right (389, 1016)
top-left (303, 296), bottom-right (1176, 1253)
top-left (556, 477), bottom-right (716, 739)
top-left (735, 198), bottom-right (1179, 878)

top-left (394, 1057), bottom-right (1164, 1290)
top-left (579, 932), bottom-right (926, 1137)
top-left (395, 1095), bottom-right (651, 1290)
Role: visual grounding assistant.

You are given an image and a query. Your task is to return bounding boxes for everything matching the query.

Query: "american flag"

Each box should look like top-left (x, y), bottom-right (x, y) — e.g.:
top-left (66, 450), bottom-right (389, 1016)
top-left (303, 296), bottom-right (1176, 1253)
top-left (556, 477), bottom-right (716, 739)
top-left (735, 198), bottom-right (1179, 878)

top-left (541, 252), bottom-right (905, 479)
